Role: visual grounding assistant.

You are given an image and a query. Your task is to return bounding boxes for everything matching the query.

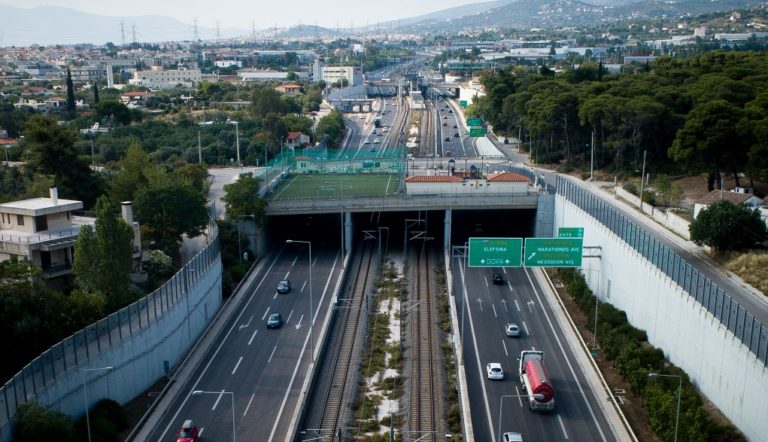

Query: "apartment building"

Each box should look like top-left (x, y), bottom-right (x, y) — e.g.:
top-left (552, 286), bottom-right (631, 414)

top-left (128, 66), bottom-right (202, 90)
top-left (0, 187), bottom-right (91, 279)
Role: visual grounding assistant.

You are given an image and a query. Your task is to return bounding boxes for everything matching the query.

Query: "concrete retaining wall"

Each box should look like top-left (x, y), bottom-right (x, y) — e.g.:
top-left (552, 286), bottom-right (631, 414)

top-left (614, 186), bottom-right (691, 239)
top-left (557, 194), bottom-right (768, 440)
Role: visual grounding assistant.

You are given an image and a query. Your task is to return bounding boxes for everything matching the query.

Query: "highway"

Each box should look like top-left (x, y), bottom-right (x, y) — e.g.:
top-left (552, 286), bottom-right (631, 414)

top-left (455, 264), bottom-right (617, 442)
top-left (147, 241), bottom-right (342, 441)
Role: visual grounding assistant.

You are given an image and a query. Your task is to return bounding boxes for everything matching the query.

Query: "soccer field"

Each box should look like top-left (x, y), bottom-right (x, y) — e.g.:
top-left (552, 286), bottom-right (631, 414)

top-left (269, 174), bottom-right (400, 200)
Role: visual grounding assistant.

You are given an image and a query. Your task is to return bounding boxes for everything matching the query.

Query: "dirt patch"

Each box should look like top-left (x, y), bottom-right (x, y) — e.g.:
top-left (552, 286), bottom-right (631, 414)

top-left (546, 269), bottom-right (660, 442)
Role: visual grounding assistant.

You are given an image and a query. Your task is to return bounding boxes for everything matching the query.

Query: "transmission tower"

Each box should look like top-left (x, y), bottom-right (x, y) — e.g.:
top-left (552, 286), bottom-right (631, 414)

top-left (131, 24), bottom-right (137, 44)
top-left (120, 21), bottom-right (126, 45)
top-left (216, 21), bottom-right (221, 42)
top-left (193, 18), bottom-right (199, 41)
top-left (251, 20), bottom-right (256, 39)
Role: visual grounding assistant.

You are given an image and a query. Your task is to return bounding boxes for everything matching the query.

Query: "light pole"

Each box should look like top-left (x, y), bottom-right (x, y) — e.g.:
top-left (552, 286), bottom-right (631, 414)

top-left (229, 120), bottom-right (241, 168)
top-left (497, 393), bottom-right (544, 442)
top-left (81, 366), bottom-right (113, 442)
top-left (285, 240), bottom-right (314, 362)
top-left (192, 390), bottom-right (236, 442)
top-left (648, 373), bottom-right (682, 442)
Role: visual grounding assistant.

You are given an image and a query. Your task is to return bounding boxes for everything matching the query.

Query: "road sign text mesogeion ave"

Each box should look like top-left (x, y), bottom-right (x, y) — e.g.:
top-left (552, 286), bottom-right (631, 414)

top-left (558, 227), bottom-right (584, 238)
top-left (468, 237), bottom-right (523, 267)
top-left (524, 238), bottom-right (583, 267)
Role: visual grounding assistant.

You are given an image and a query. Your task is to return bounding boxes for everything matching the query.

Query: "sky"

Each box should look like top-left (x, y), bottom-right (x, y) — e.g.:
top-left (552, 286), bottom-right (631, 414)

top-left (2, 0), bottom-right (480, 30)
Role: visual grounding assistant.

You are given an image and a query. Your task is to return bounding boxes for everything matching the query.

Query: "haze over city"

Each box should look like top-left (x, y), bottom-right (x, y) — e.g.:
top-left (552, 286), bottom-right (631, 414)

top-left (1, 0), bottom-right (478, 31)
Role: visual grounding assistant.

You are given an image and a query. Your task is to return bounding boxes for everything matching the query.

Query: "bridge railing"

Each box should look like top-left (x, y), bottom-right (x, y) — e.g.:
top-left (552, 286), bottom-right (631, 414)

top-left (556, 176), bottom-right (768, 367)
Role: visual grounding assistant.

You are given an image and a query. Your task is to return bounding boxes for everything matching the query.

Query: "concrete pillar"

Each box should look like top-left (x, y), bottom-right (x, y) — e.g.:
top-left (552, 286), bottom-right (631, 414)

top-left (444, 208), bottom-right (452, 263)
top-left (255, 223), bottom-right (267, 256)
top-left (344, 212), bottom-right (353, 254)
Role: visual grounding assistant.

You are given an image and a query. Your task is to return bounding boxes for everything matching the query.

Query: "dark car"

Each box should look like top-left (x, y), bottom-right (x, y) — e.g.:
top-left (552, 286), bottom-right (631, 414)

top-left (177, 420), bottom-right (199, 442)
top-left (454, 133), bottom-right (460, 137)
top-left (444, 137), bottom-right (451, 142)
top-left (267, 312), bottom-right (283, 329)
top-left (453, 124), bottom-right (458, 128)
top-left (492, 273), bottom-right (504, 285)
top-left (277, 280), bottom-right (291, 294)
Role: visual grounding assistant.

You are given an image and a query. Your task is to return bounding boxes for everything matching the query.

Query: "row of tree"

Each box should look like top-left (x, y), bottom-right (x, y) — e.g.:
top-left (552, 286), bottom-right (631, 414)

top-left (470, 51), bottom-right (768, 190)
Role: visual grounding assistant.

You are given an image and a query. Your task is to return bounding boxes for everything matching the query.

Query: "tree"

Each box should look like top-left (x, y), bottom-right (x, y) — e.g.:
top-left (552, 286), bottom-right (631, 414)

top-left (14, 402), bottom-right (75, 442)
top-left (93, 100), bottom-right (132, 126)
top-left (109, 143), bottom-right (165, 204)
top-left (66, 67), bottom-right (76, 114)
top-left (222, 172), bottom-right (267, 225)
top-left (73, 196), bottom-right (135, 310)
top-left (689, 201), bottom-right (767, 252)
top-left (134, 181), bottom-right (209, 256)
top-left (314, 110), bottom-right (346, 148)
top-left (22, 115), bottom-right (104, 207)
top-left (93, 81), bottom-right (100, 104)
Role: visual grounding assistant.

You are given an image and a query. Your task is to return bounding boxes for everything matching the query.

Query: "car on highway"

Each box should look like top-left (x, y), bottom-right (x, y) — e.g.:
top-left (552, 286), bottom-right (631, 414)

top-left (445, 150), bottom-right (451, 157)
top-left (444, 137), bottom-right (451, 142)
top-left (364, 139), bottom-right (370, 144)
top-left (503, 432), bottom-right (524, 442)
top-left (267, 312), bottom-right (283, 329)
top-left (492, 273), bottom-right (504, 284)
top-left (372, 129), bottom-right (377, 134)
top-left (177, 420), bottom-right (199, 442)
top-left (505, 322), bottom-right (521, 338)
top-left (454, 133), bottom-right (460, 137)
top-left (443, 115), bottom-right (448, 119)
top-left (443, 122), bottom-right (448, 126)
top-left (487, 362), bottom-right (504, 380)
top-left (277, 280), bottom-right (291, 294)
top-left (453, 124), bottom-right (458, 128)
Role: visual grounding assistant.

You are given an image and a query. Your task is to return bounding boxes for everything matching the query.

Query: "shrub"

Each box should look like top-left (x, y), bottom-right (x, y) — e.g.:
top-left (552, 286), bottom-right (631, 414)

top-left (623, 182), bottom-right (638, 195)
top-left (15, 403), bottom-right (75, 442)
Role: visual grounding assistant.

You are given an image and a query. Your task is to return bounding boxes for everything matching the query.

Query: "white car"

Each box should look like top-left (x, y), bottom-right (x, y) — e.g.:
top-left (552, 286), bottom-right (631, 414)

top-left (505, 322), bottom-right (521, 337)
top-left (486, 362), bottom-right (504, 380)
top-left (503, 432), bottom-right (523, 442)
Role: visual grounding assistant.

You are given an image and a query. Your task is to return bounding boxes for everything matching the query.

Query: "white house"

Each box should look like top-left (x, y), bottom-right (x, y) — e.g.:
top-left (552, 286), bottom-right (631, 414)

top-left (693, 189), bottom-right (765, 219)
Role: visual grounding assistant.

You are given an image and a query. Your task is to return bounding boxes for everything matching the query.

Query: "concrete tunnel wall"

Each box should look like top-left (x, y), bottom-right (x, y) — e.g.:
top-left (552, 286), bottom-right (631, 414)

top-left (556, 194), bottom-right (768, 440)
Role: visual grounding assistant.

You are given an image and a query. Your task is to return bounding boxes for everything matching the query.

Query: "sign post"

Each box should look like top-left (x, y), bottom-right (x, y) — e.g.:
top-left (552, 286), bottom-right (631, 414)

top-left (468, 237), bottom-right (523, 267)
top-left (469, 127), bottom-right (486, 137)
top-left (524, 238), bottom-right (583, 267)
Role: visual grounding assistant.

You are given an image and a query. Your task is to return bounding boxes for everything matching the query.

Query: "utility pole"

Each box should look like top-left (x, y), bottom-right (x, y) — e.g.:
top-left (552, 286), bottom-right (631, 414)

top-left (197, 130), bottom-right (202, 163)
top-left (590, 129), bottom-right (595, 181)
top-left (638, 149), bottom-right (647, 211)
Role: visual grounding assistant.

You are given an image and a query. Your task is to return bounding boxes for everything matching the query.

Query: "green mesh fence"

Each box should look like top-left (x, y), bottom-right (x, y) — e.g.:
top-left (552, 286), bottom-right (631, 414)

top-left (267, 146), bottom-right (406, 174)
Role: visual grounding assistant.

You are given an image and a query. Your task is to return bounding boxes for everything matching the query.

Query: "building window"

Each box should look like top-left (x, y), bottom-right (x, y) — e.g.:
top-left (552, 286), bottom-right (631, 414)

top-left (17, 215), bottom-right (24, 226)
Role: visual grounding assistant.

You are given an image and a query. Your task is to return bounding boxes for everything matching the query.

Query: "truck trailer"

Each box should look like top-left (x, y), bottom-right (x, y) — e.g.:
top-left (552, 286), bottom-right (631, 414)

top-left (518, 350), bottom-right (555, 411)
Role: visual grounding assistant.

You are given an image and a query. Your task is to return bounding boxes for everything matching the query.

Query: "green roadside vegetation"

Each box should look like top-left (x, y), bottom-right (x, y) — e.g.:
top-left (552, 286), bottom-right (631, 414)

top-left (557, 268), bottom-right (744, 442)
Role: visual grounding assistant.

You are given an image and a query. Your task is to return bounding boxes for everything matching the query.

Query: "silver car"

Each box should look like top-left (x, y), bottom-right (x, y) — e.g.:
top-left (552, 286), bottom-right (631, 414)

top-left (505, 322), bottom-right (521, 337)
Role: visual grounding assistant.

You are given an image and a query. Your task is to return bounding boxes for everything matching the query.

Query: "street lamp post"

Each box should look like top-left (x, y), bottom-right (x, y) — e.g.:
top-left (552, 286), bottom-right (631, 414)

top-left (497, 393), bottom-right (544, 442)
top-left (192, 390), bottom-right (236, 442)
top-left (285, 240), bottom-right (314, 362)
top-left (648, 373), bottom-right (682, 442)
top-left (81, 366), bottom-right (113, 442)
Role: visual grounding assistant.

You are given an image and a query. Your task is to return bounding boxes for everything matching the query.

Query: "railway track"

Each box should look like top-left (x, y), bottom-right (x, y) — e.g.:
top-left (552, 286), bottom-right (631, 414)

top-left (301, 242), bottom-right (376, 440)
top-left (407, 244), bottom-right (444, 439)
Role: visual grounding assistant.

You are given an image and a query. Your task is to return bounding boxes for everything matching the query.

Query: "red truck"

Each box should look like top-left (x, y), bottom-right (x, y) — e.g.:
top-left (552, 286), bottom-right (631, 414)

top-left (518, 350), bottom-right (555, 411)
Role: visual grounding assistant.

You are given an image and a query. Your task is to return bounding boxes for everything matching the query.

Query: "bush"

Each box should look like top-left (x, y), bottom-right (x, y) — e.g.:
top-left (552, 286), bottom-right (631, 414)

top-left (74, 399), bottom-right (127, 442)
top-left (641, 190), bottom-right (656, 206)
top-left (15, 403), bottom-right (75, 442)
top-left (623, 182), bottom-right (638, 195)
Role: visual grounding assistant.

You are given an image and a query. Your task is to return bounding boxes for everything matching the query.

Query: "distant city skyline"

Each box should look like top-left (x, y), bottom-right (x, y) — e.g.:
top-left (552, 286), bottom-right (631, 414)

top-left (2, 0), bottom-right (481, 30)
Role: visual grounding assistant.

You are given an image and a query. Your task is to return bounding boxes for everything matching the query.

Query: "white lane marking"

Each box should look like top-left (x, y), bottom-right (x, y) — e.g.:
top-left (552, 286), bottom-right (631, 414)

top-left (291, 256), bottom-right (298, 266)
top-left (248, 329), bottom-right (258, 346)
top-left (158, 250), bottom-right (286, 441)
top-left (459, 260), bottom-right (497, 442)
top-left (558, 415), bottom-right (569, 439)
top-left (477, 298), bottom-right (484, 312)
top-left (527, 300), bottom-right (535, 312)
top-left (501, 299), bottom-right (508, 312)
top-left (502, 339), bottom-right (508, 357)
top-left (507, 281), bottom-right (514, 292)
top-left (199, 428), bottom-right (205, 436)
top-left (312, 256), bottom-right (318, 267)
top-left (524, 268), bottom-right (606, 441)
top-left (532, 346), bottom-right (537, 351)
top-left (294, 314), bottom-right (304, 330)
top-left (261, 307), bottom-right (271, 320)
top-left (211, 389), bottom-right (224, 410)
top-left (491, 304), bottom-right (498, 318)
top-left (243, 393), bottom-right (255, 416)
top-left (268, 251), bottom-right (341, 442)
top-left (238, 315), bottom-right (253, 330)
top-left (484, 276), bottom-right (489, 287)
top-left (273, 292), bottom-right (278, 300)
top-left (283, 271), bottom-right (290, 279)
top-left (286, 309), bottom-right (294, 324)
top-left (232, 356), bottom-right (243, 375)
top-left (514, 299), bottom-right (521, 312)
top-left (515, 385), bottom-right (524, 407)
top-left (522, 321), bottom-right (529, 336)
top-left (268, 346), bottom-right (277, 363)
top-left (301, 281), bottom-right (307, 292)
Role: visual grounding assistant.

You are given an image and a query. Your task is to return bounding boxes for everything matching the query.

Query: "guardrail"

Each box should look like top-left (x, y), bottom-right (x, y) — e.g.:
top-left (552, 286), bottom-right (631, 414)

top-left (557, 176), bottom-right (768, 367)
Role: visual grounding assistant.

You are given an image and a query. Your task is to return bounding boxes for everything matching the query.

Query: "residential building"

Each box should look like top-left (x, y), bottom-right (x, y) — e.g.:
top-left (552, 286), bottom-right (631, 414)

top-left (120, 91), bottom-right (155, 106)
top-left (693, 189), bottom-right (765, 219)
top-left (128, 66), bottom-right (202, 90)
top-left (275, 84), bottom-right (301, 94)
top-left (321, 66), bottom-right (363, 86)
top-left (0, 187), bottom-right (90, 279)
top-left (285, 132), bottom-right (310, 150)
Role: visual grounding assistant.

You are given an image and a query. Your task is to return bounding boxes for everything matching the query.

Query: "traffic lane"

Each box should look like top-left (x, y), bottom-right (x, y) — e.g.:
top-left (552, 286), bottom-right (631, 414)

top-left (459, 266), bottom-right (613, 441)
top-left (151, 247), bottom-right (339, 441)
top-left (516, 268), bottom-right (614, 441)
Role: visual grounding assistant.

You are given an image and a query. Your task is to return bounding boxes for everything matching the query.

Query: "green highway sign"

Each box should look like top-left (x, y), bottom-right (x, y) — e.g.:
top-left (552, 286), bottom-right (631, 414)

top-left (524, 237), bottom-right (583, 267)
top-left (468, 237), bottom-right (523, 267)
top-left (469, 127), bottom-right (486, 137)
top-left (558, 227), bottom-right (584, 238)
top-left (467, 118), bottom-right (483, 126)
top-left (460, 100), bottom-right (468, 108)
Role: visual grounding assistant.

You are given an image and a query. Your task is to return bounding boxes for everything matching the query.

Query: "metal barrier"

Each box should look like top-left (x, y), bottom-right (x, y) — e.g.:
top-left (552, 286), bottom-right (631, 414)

top-left (0, 223), bottom-right (221, 433)
top-left (556, 176), bottom-right (768, 366)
